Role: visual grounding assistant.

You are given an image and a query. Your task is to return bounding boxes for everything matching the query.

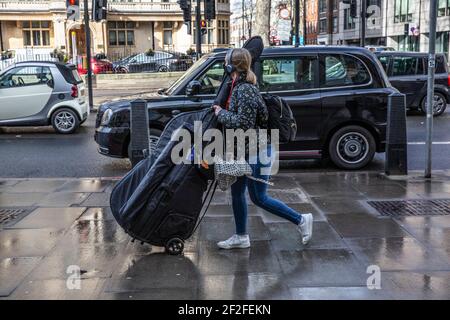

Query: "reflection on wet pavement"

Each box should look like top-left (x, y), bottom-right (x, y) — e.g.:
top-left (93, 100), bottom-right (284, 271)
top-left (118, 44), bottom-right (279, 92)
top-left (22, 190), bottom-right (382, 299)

top-left (1, 171), bottom-right (450, 299)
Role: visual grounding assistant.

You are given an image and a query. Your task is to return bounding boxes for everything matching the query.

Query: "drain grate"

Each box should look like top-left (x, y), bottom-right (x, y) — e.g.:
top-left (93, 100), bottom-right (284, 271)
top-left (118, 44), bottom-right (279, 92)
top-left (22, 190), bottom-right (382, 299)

top-left (368, 199), bottom-right (450, 217)
top-left (0, 207), bottom-right (35, 228)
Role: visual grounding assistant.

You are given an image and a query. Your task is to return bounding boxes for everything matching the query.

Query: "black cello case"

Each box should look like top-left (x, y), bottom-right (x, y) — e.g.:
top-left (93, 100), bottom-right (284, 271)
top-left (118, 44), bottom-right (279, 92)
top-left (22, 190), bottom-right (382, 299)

top-left (109, 36), bottom-right (264, 255)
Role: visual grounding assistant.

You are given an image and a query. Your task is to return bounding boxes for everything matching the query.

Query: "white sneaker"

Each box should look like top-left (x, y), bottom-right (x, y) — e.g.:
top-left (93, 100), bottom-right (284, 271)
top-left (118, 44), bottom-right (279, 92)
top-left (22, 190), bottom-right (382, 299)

top-left (217, 234), bottom-right (251, 249)
top-left (298, 213), bottom-right (313, 245)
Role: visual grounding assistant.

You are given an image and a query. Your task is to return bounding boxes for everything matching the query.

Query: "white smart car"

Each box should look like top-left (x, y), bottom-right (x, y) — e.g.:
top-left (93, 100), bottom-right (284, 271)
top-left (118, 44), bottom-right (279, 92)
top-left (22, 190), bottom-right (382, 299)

top-left (0, 61), bottom-right (88, 134)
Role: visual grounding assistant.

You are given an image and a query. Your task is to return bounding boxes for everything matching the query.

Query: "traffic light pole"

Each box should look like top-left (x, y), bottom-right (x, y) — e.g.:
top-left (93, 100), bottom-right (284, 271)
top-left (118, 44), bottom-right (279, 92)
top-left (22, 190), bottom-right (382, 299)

top-left (425, 0), bottom-right (438, 178)
top-left (360, 0), bottom-right (366, 47)
top-left (195, 0), bottom-right (202, 58)
top-left (83, 0), bottom-right (93, 112)
top-left (294, 0), bottom-right (300, 47)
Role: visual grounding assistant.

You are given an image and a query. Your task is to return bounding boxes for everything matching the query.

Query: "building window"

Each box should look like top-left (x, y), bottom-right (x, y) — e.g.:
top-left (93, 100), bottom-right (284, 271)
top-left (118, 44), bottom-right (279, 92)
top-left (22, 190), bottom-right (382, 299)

top-left (319, 0), bottom-right (327, 13)
top-left (108, 21), bottom-right (135, 46)
top-left (163, 21), bottom-right (173, 46)
top-left (23, 21), bottom-right (51, 47)
top-left (344, 8), bottom-right (356, 30)
top-left (332, 16), bottom-right (338, 33)
top-left (218, 20), bottom-right (229, 44)
top-left (438, 0), bottom-right (450, 16)
top-left (394, 0), bottom-right (413, 23)
top-left (394, 35), bottom-right (419, 51)
top-left (319, 19), bottom-right (327, 33)
top-left (436, 31), bottom-right (450, 59)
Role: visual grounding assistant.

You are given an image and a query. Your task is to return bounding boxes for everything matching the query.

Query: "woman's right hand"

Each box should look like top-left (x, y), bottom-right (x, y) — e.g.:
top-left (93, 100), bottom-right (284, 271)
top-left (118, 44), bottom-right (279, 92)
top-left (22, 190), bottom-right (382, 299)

top-left (212, 105), bottom-right (223, 116)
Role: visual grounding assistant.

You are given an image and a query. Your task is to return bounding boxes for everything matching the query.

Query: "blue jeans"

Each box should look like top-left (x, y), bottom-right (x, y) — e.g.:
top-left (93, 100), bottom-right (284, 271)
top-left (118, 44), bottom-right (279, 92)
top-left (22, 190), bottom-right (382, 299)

top-left (230, 145), bottom-right (303, 235)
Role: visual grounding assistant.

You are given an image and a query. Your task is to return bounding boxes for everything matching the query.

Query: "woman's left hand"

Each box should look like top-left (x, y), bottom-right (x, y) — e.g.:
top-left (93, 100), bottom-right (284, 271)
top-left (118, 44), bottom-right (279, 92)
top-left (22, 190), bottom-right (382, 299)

top-left (212, 105), bottom-right (223, 116)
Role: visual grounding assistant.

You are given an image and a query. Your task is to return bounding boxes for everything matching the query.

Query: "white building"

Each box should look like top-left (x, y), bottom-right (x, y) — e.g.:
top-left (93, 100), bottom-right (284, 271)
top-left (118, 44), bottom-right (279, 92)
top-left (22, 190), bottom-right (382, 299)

top-left (0, 0), bottom-right (231, 58)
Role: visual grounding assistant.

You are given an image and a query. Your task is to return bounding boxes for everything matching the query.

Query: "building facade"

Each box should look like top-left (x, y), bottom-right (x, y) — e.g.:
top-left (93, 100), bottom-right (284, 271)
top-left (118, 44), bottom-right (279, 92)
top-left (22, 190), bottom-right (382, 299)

top-left (0, 0), bottom-right (231, 58)
top-left (305, 0), bottom-right (318, 44)
top-left (310, 0), bottom-right (449, 59)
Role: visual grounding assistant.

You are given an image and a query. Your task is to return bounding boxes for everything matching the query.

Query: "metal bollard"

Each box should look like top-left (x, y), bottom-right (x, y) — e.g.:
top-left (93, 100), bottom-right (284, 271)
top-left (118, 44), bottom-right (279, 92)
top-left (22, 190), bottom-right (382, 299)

top-left (385, 92), bottom-right (408, 176)
top-left (130, 99), bottom-right (150, 167)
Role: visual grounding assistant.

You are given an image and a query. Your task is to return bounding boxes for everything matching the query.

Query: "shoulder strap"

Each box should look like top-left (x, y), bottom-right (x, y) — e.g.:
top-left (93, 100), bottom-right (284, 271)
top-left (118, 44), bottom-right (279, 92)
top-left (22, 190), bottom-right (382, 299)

top-left (191, 180), bottom-right (218, 235)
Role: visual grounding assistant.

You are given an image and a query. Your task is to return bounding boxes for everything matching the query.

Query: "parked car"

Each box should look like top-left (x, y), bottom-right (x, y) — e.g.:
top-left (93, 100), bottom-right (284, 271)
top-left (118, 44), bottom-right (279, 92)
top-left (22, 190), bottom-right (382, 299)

top-left (376, 51), bottom-right (450, 116)
top-left (78, 55), bottom-right (114, 75)
top-left (0, 61), bottom-right (88, 134)
top-left (365, 46), bottom-right (395, 53)
top-left (95, 46), bottom-right (397, 170)
top-left (113, 51), bottom-right (193, 73)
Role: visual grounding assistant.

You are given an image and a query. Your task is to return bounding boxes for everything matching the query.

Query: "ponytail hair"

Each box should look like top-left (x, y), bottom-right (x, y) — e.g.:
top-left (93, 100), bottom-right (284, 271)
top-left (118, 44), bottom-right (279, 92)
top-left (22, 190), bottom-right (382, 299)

top-left (226, 48), bottom-right (257, 85)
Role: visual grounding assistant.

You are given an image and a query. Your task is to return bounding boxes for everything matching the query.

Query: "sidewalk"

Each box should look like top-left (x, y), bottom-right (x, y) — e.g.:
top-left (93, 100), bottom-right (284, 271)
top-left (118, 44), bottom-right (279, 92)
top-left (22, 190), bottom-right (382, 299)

top-left (0, 171), bottom-right (449, 300)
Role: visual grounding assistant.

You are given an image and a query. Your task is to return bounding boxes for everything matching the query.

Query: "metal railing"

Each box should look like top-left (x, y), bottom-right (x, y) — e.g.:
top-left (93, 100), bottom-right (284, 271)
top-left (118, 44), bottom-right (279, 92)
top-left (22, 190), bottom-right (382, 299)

top-left (106, 49), bottom-right (195, 73)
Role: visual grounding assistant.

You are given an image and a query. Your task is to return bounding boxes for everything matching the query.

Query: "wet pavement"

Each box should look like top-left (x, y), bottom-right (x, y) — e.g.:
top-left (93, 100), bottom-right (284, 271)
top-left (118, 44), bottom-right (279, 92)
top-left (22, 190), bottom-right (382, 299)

top-left (1, 171), bottom-right (450, 300)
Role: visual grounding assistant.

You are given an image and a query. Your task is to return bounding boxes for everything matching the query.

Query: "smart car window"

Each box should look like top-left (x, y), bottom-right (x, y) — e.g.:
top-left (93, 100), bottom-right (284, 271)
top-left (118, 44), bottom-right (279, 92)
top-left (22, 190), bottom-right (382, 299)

top-left (196, 61), bottom-right (224, 95)
top-left (0, 66), bottom-right (48, 88)
top-left (261, 56), bottom-right (316, 92)
top-left (323, 54), bottom-right (371, 87)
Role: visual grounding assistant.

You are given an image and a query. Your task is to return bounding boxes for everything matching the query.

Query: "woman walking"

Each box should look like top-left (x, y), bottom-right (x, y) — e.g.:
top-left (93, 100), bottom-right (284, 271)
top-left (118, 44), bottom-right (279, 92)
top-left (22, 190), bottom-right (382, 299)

top-left (212, 48), bottom-right (313, 249)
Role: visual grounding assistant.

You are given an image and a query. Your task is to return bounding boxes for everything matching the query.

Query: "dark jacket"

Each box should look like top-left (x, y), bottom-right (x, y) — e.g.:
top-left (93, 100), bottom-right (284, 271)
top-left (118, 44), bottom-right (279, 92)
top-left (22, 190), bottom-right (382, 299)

top-left (217, 73), bottom-right (268, 131)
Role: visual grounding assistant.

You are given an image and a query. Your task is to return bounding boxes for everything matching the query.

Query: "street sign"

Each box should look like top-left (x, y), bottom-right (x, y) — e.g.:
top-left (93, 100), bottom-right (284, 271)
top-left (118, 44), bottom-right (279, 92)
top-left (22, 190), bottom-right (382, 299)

top-left (67, 5), bottom-right (80, 21)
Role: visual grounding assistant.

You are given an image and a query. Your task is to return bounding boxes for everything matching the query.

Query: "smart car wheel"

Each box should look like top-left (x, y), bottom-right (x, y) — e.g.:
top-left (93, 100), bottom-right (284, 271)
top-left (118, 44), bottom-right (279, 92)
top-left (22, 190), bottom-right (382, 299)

top-left (158, 65), bottom-right (168, 72)
top-left (420, 92), bottom-right (447, 116)
top-left (329, 125), bottom-right (376, 170)
top-left (51, 108), bottom-right (80, 134)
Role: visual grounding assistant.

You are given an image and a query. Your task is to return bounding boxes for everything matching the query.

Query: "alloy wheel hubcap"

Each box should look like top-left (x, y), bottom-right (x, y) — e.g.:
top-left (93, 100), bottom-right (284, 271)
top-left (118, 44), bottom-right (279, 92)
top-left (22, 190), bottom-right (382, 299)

top-left (336, 132), bottom-right (369, 164)
top-left (424, 95), bottom-right (446, 114)
top-left (55, 112), bottom-right (75, 131)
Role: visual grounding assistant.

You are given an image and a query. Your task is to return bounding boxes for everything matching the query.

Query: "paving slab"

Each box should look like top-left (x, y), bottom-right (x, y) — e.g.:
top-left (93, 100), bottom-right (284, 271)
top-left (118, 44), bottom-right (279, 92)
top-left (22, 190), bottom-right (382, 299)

top-left (27, 242), bottom-right (125, 280)
top-left (0, 193), bottom-right (49, 206)
top-left (35, 192), bottom-right (90, 207)
top-left (80, 193), bottom-right (112, 207)
top-left (198, 273), bottom-right (292, 300)
top-left (276, 249), bottom-right (368, 287)
top-left (0, 257), bottom-right (42, 297)
top-left (64, 219), bottom-right (129, 245)
top-left (289, 286), bottom-right (395, 300)
top-left (299, 182), bottom-right (364, 198)
top-left (198, 216), bottom-right (271, 242)
top-left (326, 213), bottom-right (408, 239)
top-left (311, 197), bottom-right (369, 215)
top-left (9, 278), bottom-right (105, 300)
top-left (352, 183), bottom-right (422, 200)
top-left (105, 253), bottom-right (198, 292)
top-left (267, 221), bottom-right (347, 251)
top-left (2, 180), bottom-right (67, 193)
top-left (55, 179), bottom-right (112, 193)
top-left (99, 288), bottom-right (197, 300)
top-left (78, 207), bottom-right (114, 221)
top-left (346, 237), bottom-right (450, 272)
top-left (260, 202), bottom-right (326, 223)
top-left (196, 241), bottom-right (281, 276)
top-left (381, 271), bottom-right (450, 299)
top-left (7, 207), bottom-right (86, 230)
top-left (394, 215), bottom-right (450, 229)
top-left (0, 228), bottom-right (63, 259)
top-left (206, 204), bottom-right (260, 216)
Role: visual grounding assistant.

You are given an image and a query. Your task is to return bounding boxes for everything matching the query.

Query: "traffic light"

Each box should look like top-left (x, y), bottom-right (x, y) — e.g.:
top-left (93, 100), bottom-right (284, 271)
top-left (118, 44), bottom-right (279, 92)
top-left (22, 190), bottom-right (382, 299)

top-left (93, 0), bottom-right (108, 22)
top-left (66, 0), bottom-right (80, 21)
top-left (178, 0), bottom-right (191, 35)
top-left (200, 20), bottom-right (208, 36)
top-left (205, 0), bottom-right (216, 20)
